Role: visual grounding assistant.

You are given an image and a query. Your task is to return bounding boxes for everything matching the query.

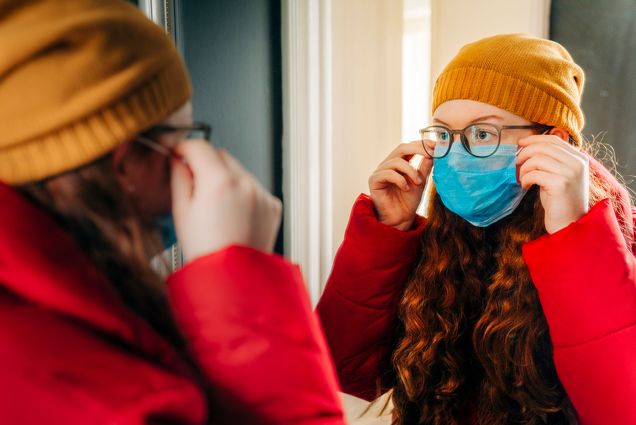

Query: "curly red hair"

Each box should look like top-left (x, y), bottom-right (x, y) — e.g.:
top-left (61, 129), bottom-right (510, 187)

top-left (391, 185), bottom-right (574, 424)
top-left (389, 154), bottom-right (631, 424)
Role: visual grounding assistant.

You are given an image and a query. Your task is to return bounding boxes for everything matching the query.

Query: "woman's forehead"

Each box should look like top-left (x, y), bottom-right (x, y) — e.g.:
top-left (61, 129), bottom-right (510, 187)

top-left (433, 100), bottom-right (531, 126)
top-left (160, 101), bottom-right (193, 126)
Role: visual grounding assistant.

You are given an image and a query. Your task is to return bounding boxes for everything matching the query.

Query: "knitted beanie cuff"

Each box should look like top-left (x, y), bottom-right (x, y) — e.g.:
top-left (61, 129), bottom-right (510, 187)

top-left (0, 58), bottom-right (191, 185)
top-left (432, 67), bottom-right (582, 145)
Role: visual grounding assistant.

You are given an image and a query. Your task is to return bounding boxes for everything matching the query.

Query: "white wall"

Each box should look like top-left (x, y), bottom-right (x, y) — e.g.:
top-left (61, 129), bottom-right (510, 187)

top-left (430, 0), bottom-right (550, 86)
top-left (330, 0), bottom-right (404, 262)
top-left (402, 0), bottom-right (432, 142)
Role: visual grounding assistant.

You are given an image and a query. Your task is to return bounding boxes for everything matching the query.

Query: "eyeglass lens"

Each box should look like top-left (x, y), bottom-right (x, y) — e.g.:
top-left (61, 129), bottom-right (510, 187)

top-left (420, 123), bottom-right (506, 158)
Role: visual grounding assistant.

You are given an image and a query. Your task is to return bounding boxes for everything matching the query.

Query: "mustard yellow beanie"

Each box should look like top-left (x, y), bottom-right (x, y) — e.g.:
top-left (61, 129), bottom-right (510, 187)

top-left (432, 33), bottom-right (585, 145)
top-left (0, 0), bottom-right (192, 185)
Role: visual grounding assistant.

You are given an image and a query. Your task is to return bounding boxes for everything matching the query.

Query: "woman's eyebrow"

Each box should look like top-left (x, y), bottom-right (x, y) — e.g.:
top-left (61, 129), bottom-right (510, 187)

top-left (470, 115), bottom-right (504, 123)
top-left (432, 115), bottom-right (504, 127)
top-left (432, 118), bottom-right (451, 126)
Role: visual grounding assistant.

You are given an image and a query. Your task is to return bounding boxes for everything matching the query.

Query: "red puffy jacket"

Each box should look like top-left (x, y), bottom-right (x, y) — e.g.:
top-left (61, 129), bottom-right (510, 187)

top-left (0, 182), bottom-right (345, 425)
top-left (317, 157), bottom-right (636, 424)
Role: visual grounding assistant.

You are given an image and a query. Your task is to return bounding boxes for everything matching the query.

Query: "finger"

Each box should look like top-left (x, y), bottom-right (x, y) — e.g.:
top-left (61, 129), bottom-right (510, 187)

top-left (378, 158), bottom-right (423, 185)
top-left (517, 144), bottom-right (588, 181)
top-left (217, 148), bottom-right (247, 177)
top-left (218, 149), bottom-right (266, 189)
top-left (170, 156), bottom-right (194, 212)
top-left (173, 140), bottom-right (226, 178)
top-left (416, 152), bottom-right (434, 175)
top-left (516, 140), bottom-right (579, 167)
top-left (270, 196), bottom-right (283, 220)
top-left (218, 149), bottom-right (270, 197)
top-left (518, 154), bottom-right (565, 179)
top-left (518, 134), bottom-right (583, 157)
top-left (219, 149), bottom-right (279, 228)
top-left (519, 169), bottom-right (565, 191)
top-left (267, 195), bottom-right (283, 231)
top-left (260, 195), bottom-right (283, 253)
top-left (382, 140), bottom-right (428, 163)
top-left (370, 169), bottom-right (410, 192)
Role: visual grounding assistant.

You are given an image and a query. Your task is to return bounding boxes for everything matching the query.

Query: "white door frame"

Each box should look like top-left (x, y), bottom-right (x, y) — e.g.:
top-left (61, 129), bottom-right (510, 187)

top-left (281, 0), bottom-right (333, 305)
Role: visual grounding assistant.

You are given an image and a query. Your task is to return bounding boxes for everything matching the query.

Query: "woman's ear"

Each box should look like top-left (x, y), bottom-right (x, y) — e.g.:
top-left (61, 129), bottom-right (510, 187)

top-left (548, 127), bottom-right (570, 142)
top-left (111, 140), bottom-right (135, 191)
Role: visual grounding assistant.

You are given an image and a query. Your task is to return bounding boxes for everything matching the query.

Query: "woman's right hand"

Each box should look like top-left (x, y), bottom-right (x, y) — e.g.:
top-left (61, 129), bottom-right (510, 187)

top-left (368, 141), bottom-right (433, 231)
top-left (170, 140), bottom-right (282, 262)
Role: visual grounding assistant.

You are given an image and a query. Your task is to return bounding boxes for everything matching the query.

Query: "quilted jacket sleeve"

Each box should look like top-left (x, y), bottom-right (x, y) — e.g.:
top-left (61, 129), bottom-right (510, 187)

top-left (167, 245), bottom-right (346, 425)
top-left (316, 194), bottom-right (426, 401)
top-left (522, 200), bottom-right (636, 424)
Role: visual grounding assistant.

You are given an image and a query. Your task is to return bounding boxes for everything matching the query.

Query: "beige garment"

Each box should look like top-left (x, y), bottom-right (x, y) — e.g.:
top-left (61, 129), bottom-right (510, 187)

top-left (340, 392), bottom-right (393, 425)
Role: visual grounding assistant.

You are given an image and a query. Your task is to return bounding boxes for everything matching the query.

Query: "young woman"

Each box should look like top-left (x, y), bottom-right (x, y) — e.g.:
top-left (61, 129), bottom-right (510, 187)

top-left (0, 1), bottom-right (344, 423)
top-left (317, 34), bottom-right (636, 424)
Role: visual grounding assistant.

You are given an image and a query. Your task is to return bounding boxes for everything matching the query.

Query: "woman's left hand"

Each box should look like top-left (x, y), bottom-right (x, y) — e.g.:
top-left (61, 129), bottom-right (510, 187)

top-left (516, 134), bottom-right (590, 234)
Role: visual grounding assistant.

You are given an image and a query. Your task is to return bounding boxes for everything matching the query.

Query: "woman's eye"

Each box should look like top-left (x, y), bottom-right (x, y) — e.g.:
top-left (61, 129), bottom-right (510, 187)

top-left (440, 132), bottom-right (450, 142)
top-left (472, 128), bottom-right (495, 142)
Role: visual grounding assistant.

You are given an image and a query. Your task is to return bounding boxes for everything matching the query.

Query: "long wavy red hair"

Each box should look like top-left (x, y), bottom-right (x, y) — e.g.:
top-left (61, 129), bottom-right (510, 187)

top-left (390, 144), bottom-right (631, 424)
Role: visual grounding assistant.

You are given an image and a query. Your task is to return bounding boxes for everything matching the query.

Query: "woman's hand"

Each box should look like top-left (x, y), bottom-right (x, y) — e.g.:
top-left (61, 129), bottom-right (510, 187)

top-left (517, 134), bottom-right (590, 234)
top-left (170, 140), bottom-right (282, 262)
top-left (369, 141), bottom-right (433, 231)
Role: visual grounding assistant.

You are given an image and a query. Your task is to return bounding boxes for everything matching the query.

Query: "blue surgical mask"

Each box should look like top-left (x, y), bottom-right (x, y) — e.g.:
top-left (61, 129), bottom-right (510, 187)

top-left (156, 212), bottom-right (177, 248)
top-left (432, 143), bottom-right (527, 227)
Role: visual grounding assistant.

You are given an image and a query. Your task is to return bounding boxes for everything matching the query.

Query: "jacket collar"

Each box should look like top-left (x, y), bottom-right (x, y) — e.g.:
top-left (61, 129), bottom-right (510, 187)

top-left (0, 182), bottom-right (188, 371)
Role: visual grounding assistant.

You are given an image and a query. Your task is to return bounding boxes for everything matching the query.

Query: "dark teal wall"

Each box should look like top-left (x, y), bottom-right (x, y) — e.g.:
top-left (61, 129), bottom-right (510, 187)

top-left (176, 0), bottom-right (283, 252)
top-left (177, 0), bottom-right (282, 195)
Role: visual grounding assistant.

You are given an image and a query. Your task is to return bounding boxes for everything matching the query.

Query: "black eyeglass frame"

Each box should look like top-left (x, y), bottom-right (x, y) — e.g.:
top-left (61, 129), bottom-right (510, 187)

top-left (135, 121), bottom-right (213, 157)
top-left (144, 121), bottom-right (212, 141)
top-left (419, 123), bottom-right (552, 158)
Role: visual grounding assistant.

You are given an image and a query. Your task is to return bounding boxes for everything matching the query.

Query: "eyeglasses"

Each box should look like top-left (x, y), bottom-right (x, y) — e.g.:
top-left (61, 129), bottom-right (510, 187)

top-left (135, 121), bottom-right (212, 157)
top-left (419, 123), bottom-right (551, 158)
